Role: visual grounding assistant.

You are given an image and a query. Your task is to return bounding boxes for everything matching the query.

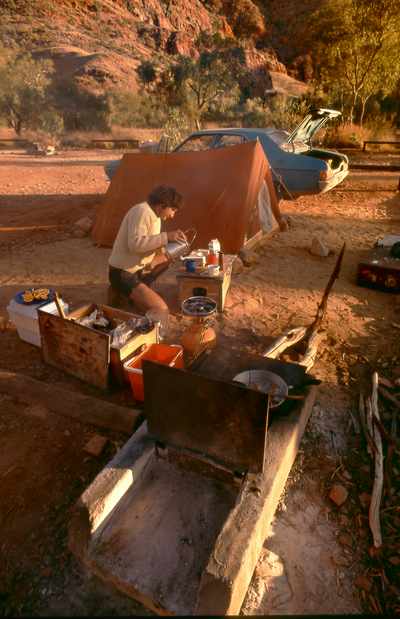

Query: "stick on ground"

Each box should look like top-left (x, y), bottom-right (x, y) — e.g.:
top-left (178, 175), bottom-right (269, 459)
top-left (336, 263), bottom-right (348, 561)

top-left (369, 372), bottom-right (384, 549)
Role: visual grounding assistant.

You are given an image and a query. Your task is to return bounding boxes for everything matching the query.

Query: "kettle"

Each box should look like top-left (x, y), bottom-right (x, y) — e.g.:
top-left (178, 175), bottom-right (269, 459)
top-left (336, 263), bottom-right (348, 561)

top-left (165, 229), bottom-right (197, 261)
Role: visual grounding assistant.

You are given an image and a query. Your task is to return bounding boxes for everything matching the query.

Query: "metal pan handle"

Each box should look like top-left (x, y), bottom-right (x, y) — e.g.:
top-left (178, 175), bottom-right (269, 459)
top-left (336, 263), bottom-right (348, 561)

top-left (184, 228), bottom-right (197, 248)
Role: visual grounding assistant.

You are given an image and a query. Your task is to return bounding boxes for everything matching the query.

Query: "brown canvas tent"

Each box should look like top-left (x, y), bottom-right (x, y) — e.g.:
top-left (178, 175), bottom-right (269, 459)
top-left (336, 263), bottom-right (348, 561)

top-left (92, 140), bottom-right (278, 254)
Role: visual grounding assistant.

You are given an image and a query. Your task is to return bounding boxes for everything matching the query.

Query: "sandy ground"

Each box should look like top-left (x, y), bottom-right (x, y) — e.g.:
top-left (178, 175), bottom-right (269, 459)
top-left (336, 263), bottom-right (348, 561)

top-left (0, 148), bottom-right (399, 615)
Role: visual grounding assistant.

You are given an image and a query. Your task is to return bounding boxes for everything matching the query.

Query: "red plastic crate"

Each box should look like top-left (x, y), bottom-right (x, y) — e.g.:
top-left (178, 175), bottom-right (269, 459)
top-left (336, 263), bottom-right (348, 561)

top-left (123, 343), bottom-right (184, 401)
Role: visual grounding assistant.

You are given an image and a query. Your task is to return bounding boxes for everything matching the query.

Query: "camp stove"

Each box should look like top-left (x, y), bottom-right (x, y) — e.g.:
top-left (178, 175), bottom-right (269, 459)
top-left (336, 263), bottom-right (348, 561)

top-left (180, 296), bottom-right (217, 360)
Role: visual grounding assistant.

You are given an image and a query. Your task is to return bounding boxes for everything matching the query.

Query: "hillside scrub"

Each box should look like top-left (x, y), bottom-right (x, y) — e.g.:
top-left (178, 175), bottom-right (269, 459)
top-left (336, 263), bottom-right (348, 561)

top-left (0, 0), bottom-right (399, 139)
top-left (0, 46), bottom-right (62, 137)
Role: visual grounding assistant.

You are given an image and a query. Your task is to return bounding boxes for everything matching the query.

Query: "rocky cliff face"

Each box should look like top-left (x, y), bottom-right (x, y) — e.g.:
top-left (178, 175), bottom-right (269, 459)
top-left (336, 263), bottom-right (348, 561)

top-left (0, 0), bottom-right (292, 96)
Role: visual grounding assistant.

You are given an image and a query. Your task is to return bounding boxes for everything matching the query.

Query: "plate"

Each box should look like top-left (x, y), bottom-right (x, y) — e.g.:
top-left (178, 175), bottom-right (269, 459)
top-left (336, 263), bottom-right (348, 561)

top-left (14, 288), bottom-right (55, 306)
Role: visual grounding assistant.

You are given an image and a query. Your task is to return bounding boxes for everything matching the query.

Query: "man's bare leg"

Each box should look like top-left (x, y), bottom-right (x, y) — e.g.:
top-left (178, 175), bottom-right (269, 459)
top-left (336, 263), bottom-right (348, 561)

top-left (129, 282), bottom-right (168, 313)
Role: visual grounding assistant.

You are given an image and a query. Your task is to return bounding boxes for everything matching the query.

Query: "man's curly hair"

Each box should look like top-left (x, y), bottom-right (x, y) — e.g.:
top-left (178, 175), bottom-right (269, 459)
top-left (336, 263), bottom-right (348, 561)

top-left (148, 185), bottom-right (183, 210)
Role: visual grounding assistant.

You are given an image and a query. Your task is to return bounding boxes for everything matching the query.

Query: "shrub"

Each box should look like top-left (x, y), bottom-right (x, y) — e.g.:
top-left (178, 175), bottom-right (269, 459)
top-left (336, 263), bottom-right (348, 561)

top-left (238, 98), bottom-right (270, 127)
top-left (107, 90), bottom-right (167, 128)
top-left (323, 123), bottom-right (372, 149)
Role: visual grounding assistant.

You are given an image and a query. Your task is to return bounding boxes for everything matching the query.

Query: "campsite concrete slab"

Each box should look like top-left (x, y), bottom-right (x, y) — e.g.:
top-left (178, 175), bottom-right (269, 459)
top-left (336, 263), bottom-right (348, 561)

top-left (0, 151), bottom-right (399, 614)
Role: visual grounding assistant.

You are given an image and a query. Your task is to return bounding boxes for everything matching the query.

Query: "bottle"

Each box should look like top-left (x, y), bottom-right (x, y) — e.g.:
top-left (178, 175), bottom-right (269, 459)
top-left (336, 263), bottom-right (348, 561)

top-left (207, 239), bottom-right (219, 266)
top-left (210, 239), bottom-right (221, 253)
top-left (218, 251), bottom-right (224, 272)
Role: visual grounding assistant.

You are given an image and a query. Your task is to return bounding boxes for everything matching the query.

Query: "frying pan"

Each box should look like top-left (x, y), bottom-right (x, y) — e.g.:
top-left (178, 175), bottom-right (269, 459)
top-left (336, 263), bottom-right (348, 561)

top-left (233, 369), bottom-right (290, 408)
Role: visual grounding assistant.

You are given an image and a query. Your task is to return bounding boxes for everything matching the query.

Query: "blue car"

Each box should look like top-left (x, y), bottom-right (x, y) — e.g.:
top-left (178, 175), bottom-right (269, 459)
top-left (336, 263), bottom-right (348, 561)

top-left (105, 108), bottom-right (348, 200)
top-left (174, 108), bottom-right (349, 200)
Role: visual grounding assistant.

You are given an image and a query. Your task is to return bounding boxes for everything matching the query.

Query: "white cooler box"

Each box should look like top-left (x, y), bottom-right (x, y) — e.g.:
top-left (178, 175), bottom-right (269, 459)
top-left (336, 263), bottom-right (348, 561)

top-left (7, 298), bottom-right (69, 347)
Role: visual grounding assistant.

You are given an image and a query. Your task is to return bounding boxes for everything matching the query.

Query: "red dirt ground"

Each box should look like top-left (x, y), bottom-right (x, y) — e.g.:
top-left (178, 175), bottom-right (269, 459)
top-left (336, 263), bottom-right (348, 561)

top-left (0, 148), bottom-right (399, 615)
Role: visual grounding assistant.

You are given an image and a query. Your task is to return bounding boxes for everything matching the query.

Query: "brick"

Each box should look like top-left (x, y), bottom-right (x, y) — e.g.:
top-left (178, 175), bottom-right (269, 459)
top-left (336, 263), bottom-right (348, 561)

top-left (84, 434), bottom-right (108, 457)
top-left (310, 237), bottom-right (330, 257)
top-left (74, 216), bottom-right (93, 233)
top-left (328, 483), bottom-right (348, 506)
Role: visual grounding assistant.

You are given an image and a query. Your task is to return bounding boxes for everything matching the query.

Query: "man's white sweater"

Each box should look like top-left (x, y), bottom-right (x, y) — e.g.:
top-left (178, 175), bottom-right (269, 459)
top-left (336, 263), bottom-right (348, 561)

top-left (108, 202), bottom-right (168, 273)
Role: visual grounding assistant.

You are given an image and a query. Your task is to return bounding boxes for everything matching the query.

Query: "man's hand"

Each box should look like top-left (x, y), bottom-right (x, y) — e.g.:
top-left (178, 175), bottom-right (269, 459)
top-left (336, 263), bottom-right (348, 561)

top-left (167, 229), bottom-right (187, 243)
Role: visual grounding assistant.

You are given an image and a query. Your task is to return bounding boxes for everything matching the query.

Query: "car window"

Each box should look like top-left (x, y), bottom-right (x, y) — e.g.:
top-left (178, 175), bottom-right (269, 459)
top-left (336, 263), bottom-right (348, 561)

top-left (176, 135), bottom-right (216, 152)
top-left (266, 130), bottom-right (289, 145)
top-left (215, 135), bottom-right (245, 148)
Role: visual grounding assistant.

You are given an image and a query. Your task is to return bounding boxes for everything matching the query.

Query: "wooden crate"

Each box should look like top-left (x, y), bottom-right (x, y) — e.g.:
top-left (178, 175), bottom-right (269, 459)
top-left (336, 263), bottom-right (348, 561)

top-left (176, 254), bottom-right (235, 312)
top-left (38, 303), bottom-right (158, 390)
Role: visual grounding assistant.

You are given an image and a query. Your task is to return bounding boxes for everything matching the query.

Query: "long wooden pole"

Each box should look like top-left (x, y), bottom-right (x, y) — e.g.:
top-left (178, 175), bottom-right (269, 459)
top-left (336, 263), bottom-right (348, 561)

top-left (306, 242), bottom-right (346, 338)
top-left (263, 244), bottom-right (346, 370)
top-left (0, 370), bottom-right (140, 434)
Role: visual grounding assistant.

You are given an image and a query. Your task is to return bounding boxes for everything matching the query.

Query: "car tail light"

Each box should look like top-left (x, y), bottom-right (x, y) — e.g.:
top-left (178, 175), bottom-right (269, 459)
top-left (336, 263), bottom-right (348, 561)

top-left (319, 170), bottom-right (331, 181)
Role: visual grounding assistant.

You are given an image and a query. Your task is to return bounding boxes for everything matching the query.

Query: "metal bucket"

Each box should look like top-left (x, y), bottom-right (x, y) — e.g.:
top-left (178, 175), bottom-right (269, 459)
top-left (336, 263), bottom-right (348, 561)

top-left (165, 239), bottom-right (190, 261)
top-left (165, 229), bottom-right (197, 261)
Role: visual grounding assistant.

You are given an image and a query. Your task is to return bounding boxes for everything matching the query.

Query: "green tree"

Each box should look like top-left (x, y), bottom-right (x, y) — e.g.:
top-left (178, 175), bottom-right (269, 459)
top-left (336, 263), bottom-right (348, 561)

top-left (313, 0), bottom-right (400, 124)
top-left (55, 81), bottom-right (110, 132)
top-left (136, 60), bottom-right (157, 89)
top-left (0, 48), bottom-right (60, 135)
top-left (146, 33), bottom-right (246, 128)
top-left (160, 108), bottom-right (193, 151)
top-left (226, 0), bottom-right (266, 40)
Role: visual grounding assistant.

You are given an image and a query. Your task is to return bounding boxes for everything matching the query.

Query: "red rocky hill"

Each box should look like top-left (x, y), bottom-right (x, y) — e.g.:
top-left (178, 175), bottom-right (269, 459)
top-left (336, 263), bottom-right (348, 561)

top-left (0, 0), bottom-right (294, 96)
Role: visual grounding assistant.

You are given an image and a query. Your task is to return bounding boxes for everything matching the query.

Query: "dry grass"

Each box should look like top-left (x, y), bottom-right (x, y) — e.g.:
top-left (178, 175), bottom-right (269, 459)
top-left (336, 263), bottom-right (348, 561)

top-left (324, 122), bottom-right (399, 150)
top-left (324, 124), bottom-right (373, 149)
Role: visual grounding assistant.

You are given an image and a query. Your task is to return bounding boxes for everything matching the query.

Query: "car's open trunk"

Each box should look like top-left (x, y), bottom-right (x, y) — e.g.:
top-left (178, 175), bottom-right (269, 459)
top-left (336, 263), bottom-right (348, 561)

top-left (305, 148), bottom-right (347, 171)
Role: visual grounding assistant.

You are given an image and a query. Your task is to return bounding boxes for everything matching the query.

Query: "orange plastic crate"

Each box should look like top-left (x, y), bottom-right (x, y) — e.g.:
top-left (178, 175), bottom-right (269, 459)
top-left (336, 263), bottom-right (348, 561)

top-left (123, 343), bottom-right (184, 401)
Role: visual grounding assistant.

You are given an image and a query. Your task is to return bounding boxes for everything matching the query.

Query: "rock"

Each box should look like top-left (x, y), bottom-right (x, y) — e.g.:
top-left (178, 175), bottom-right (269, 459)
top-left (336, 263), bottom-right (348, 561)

top-left (83, 434), bottom-right (108, 457)
top-left (27, 404), bottom-right (48, 420)
top-left (239, 248), bottom-right (260, 266)
top-left (71, 228), bottom-right (87, 239)
top-left (74, 216), bottom-right (93, 234)
top-left (243, 298), bottom-right (261, 314)
top-left (166, 31), bottom-right (196, 57)
top-left (232, 257), bottom-right (245, 275)
top-left (310, 237), bottom-right (330, 257)
top-left (328, 483), bottom-right (348, 506)
top-left (354, 574), bottom-right (373, 592)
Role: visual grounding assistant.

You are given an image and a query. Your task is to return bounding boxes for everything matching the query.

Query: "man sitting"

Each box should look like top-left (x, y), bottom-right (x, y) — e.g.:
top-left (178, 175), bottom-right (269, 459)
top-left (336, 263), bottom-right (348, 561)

top-left (108, 185), bottom-right (185, 313)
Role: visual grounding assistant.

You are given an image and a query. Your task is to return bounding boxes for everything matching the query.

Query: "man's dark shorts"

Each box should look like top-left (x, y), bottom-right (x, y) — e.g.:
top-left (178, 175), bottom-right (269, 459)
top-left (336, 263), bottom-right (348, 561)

top-left (109, 266), bottom-right (157, 297)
